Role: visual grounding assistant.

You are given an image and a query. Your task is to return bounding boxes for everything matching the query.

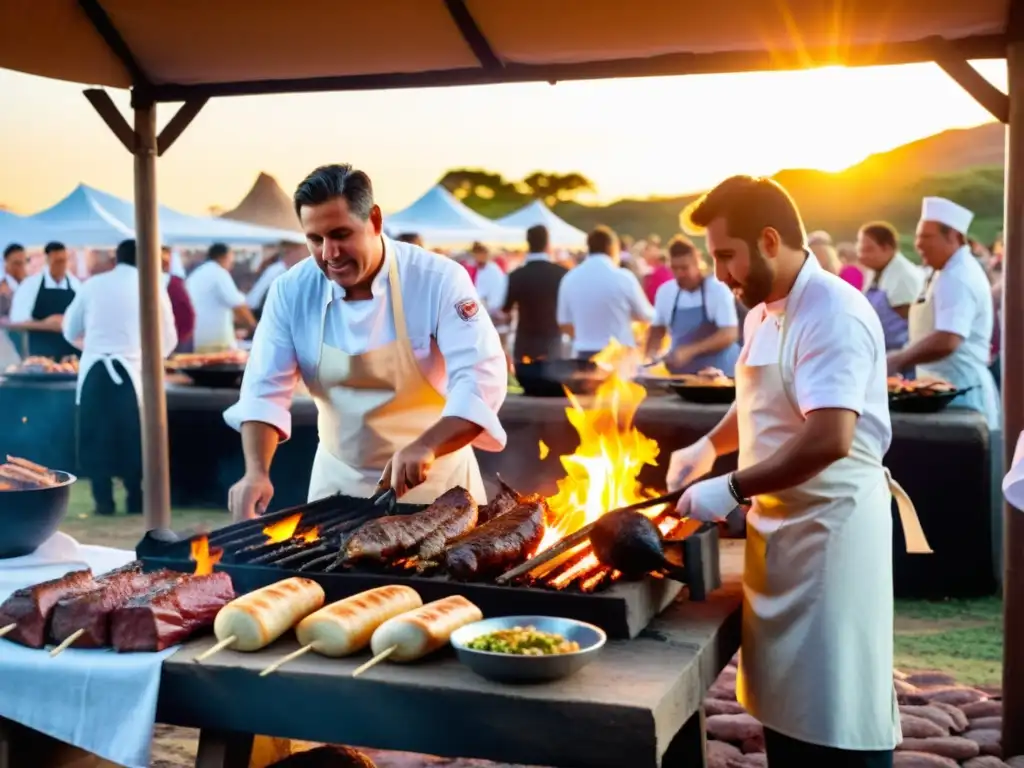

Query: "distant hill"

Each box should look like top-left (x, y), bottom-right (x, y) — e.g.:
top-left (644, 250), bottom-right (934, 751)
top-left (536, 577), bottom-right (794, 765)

top-left (553, 123), bottom-right (1006, 251)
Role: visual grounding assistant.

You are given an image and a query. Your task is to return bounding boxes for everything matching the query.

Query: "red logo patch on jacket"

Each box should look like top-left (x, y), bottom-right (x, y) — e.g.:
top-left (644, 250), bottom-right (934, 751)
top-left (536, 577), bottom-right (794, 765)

top-left (455, 298), bottom-right (479, 321)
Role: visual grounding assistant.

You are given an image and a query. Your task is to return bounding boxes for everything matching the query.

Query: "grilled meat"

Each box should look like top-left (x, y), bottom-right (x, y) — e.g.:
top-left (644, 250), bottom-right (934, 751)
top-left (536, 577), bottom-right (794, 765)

top-left (111, 572), bottom-right (235, 652)
top-left (477, 479), bottom-right (522, 524)
top-left (442, 497), bottom-right (547, 581)
top-left (344, 486), bottom-right (478, 564)
top-left (0, 569), bottom-right (95, 648)
top-left (50, 567), bottom-right (183, 648)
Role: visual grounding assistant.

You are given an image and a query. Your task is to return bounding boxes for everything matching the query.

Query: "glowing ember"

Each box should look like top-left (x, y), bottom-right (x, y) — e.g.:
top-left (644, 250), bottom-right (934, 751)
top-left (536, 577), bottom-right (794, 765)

top-left (300, 527), bottom-right (319, 543)
top-left (263, 513), bottom-right (302, 543)
top-left (190, 535), bottom-right (223, 575)
top-left (538, 440), bottom-right (550, 460)
top-left (537, 367), bottom-right (661, 554)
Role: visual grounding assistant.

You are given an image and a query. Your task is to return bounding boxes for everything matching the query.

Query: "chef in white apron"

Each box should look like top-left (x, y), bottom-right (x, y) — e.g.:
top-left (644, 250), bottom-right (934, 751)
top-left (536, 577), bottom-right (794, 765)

top-left (885, 197), bottom-right (1002, 580)
top-left (667, 175), bottom-right (931, 767)
top-left (62, 239), bottom-right (178, 515)
top-left (224, 164), bottom-right (508, 521)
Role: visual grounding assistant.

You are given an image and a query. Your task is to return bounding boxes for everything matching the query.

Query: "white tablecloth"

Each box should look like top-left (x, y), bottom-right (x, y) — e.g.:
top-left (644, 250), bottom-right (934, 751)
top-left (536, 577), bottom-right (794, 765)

top-left (0, 532), bottom-right (175, 768)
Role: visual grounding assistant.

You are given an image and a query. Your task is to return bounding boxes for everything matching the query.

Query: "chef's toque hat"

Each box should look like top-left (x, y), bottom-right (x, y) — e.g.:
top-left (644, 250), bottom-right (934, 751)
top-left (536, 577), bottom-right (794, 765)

top-left (920, 197), bottom-right (974, 235)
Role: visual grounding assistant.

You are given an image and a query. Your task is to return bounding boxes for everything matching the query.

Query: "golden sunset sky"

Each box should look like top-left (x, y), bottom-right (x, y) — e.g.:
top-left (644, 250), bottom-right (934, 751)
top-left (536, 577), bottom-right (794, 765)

top-left (0, 59), bottom-right (1007, 216)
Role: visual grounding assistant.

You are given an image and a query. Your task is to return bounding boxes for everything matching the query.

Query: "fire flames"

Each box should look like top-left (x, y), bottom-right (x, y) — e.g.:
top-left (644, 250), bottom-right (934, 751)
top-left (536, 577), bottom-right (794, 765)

top-left (190, 535), bottom-right (223, 575)
top-left (263, 513), bottom-right (319, 544)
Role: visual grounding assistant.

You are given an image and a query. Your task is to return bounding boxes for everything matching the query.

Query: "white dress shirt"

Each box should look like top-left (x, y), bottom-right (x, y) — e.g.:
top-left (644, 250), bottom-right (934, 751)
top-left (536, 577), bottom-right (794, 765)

top-left (185, 260), bottom-right (247, 350)
top-left (246, 260), bottom-right (287, 310)
top-left (474, 260), bottom-right (508, 315)
top-left (652, 275), bottom-right (739, 328)
top-left (556, 253), bottom-right (654, 354)
top-left (8, 271), bottom-right (82, 323)
top-left (741, 255), bottom-right (891, 459)
top-left (223, 238), bottom-right (508, 450)
top-left (62, 264), bottom-right (177, 358)
top-left (875, 251), bottom-right (925, 308)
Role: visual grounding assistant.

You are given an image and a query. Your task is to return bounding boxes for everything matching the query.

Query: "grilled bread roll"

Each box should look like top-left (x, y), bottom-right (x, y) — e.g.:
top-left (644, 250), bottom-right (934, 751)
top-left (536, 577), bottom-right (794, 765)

top-left (296, 585), bottom-right (422, 657)
top-left (213, 577), bottom-right (325, 651)
top-left (370, 595), bottom-right (482, 662)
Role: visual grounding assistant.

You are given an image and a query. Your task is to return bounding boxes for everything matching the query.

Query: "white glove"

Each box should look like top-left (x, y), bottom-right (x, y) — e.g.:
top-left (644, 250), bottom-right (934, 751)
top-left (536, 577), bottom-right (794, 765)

top-left (675, 475), bottom-right (738, 523)
top-left (666, 436), bottom-right (717, 492)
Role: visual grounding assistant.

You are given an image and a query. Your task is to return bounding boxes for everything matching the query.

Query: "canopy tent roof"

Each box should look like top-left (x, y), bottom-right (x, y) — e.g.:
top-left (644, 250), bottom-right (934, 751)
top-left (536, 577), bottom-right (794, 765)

top-left (496, 200), bottom-right (588, 248)
top-left (0, 209), bottom-right (60, 249)
top-left (20, 184), bottom-right (302, 248)
top-left (220, 172), bottom-right (302, 232)
top-left (384, 185), bottom-right (524, 247)
top-left (0, 1), bottom-right (1010, 102)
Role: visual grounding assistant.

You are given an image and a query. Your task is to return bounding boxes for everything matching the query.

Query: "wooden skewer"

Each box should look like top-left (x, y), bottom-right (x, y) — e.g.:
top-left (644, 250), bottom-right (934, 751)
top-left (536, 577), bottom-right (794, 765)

top-left (194, 635), bottom-right (236, 663)
top-left (0, 623), bottom-right (15, 639)
top-left (50, 629), bottom-right (84, 657)
top-left (351, 646), bottom-right (396, 677)
top-left (259, 644), bottom-right (315, 677)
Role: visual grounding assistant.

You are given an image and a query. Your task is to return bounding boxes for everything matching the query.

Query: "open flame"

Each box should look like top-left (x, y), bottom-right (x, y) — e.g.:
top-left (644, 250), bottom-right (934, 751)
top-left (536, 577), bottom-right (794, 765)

top-left (262, 513), bottom-right (320, 544)
top-left (537, 367), bottom-right (660, 554)
top-left (190, 535), bottom-right (223, 575)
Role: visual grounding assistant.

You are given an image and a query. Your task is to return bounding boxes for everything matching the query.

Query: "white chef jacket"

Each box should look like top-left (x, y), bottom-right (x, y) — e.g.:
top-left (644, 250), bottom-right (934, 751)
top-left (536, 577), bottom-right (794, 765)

top-left (8, 271), bottom-right (82, 323)
top-left (652, 275), bottom-right (738, 328)
top-left (1, 274), bottom-right (19, 294)
top-left (63, 264), bottom-right (177, 357)
top-left (928, 245), bottom-right (994, 371)
top-left (556, 253), bottom-right (654, 354)
top-left (223, 238), bottom-right (508, 449)
top-left (742, 256), bottom-right (892, 458)
top-left (245, 260), bottom-right (287, 310)
top-left (875, 251), bottom-right (925, 308)
top-left (474, 260), bottom-right (508, 315)
top-left (185, 260), bottom-right (247, 350)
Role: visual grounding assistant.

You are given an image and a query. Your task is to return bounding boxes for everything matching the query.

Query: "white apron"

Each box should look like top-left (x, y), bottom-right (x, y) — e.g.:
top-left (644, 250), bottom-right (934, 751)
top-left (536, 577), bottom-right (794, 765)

top-left (907, 273), bottom-right (1000, 429)
top-left (305, 253), bottom-right (486, 505)
top-left (734, 302), bottom-right (931, 750)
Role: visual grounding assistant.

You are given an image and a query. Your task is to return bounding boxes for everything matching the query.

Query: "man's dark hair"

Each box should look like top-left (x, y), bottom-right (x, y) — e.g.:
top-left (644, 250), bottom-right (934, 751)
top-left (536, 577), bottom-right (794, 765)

top-left (207, 242), bottom-right (230, 261)
top-left (668, 234), bottom-right (698, 259)
top-left (936, 223), bottom-right (967, 246)
top-left (3, 243), bottom-right (24, 260)
top-left (526, 225), bottom-right (549, 253)
top-left (685, 176), bottom-right (805, 252)
top-left (116, 239), bottom-right (137, 266)
top-left (471, 241), bottom-right (488, 254)
top-left (587, 226), bottom-right (617, 255)
top-left (396, 233), bottom-right (420, 244)
top-left (44, 241), bottom-right (66, 255)
top-left (860, 221), bottom-right (898, 251)
top-left (294, 164), bottom-right (375, 220)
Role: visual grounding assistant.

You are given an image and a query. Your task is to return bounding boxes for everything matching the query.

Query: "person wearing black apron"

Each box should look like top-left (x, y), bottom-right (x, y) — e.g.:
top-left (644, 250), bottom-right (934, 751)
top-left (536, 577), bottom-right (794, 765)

top-left (7, 242), bottom-right (82, 359)
top-left (62, 239), bottom-right (179, 515)
top-left (644, 235), bottom-right (740, 374)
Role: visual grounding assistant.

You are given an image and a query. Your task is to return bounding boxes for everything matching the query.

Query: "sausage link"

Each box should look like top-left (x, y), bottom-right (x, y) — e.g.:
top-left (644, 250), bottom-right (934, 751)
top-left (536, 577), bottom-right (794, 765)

top-left (370, 595), bottom-right (482, 662)
top-left (213, 577), bottom-right (325, 651)
top-left (296, 585), bottom-right (422, 657)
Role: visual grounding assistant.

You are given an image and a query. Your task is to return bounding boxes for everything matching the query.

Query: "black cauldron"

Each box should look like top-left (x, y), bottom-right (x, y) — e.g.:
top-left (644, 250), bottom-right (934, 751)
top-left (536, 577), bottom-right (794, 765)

top-left (0, 471), bottom-right (75, 558)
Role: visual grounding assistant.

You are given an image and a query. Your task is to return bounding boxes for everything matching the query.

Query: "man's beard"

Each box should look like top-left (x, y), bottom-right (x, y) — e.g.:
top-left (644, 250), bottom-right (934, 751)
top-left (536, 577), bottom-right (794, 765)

top-left (734, 245), bottom-right (775, 308)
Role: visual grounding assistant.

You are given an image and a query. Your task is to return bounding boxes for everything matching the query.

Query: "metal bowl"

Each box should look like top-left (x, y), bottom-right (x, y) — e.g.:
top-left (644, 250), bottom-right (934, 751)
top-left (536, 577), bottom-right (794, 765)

top-left (450, 615), bottom-right (607, 684)
top-left (0, 471), bottom-right (76, 558)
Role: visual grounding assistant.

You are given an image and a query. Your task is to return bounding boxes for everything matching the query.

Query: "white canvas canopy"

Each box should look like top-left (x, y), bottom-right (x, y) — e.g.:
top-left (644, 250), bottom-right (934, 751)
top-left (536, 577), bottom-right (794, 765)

top-left (384, 185), bottom-right (523, 247)
top-left (496, 199), bottom-right (587, 248)
top-left (21, 184), bottom-right (303, 248)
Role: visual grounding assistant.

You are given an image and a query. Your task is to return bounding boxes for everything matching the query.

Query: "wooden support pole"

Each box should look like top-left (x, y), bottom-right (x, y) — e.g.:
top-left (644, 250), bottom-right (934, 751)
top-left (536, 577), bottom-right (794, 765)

top-left (1003, 40), bottom-right (1024, 759)
top-left (157, 98), bottom-right (208, 156)
top-left (928, 36), bottom-right (1010, 123)
top-left (134, 103), bottom-right (172, 532)
top-left (82, 89), bottom-right (134, 152)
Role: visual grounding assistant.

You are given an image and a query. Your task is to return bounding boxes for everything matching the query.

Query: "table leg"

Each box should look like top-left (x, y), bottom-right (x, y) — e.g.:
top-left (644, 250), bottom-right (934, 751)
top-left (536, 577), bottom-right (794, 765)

top-left (661, 706), bottom-right (707, 768)
top-left (0, 717), bottom-right (11, 768)
top-left (195, 729), bottom-right (254, 768)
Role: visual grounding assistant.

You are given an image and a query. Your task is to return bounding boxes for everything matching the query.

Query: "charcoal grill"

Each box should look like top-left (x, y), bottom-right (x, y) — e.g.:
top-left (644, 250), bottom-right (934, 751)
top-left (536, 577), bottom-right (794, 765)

top-left (136, 493), bottom-right (722, 639)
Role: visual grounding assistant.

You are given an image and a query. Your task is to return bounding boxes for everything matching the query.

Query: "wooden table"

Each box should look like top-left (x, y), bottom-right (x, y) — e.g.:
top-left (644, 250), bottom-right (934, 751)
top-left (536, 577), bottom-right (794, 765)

top-left (157, 541), bottom-right (744, 768)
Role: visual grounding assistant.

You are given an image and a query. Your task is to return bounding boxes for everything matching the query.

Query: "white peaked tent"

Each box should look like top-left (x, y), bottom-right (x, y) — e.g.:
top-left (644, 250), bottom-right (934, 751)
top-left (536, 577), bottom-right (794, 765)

top-left (383, 185), bottom-right (523, 247)
top-left (496, 199), bottom-right (587, 248)
top-left (23, 184), bottom-right (303, 248)
top-left (0, 209), bottom-right (62, 248)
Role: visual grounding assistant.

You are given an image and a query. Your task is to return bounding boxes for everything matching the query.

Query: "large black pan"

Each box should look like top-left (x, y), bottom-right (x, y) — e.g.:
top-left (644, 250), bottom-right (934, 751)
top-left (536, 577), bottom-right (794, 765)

top-left (179, 363), bottom-right (246, 389)
top-left (513, 358), bottom-right (608, 398)
top-left (0, 471), bottom-right (75, 558)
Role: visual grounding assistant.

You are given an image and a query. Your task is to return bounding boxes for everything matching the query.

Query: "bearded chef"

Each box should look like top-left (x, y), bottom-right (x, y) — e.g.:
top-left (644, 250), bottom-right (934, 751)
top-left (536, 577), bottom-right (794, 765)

top-left (666, 176), bottom-right (931, 767)
top-left (886, 198), bottom-right (1000, 429)
top-left (62, 240), bottom-right (178, 515)
top-left (224, 164), bottom-right (508, 520)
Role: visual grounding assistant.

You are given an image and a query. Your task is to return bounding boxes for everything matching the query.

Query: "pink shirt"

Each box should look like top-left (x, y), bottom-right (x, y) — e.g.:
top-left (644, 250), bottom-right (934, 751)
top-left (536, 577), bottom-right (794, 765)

top-left (643, 265), bottom-right (673, 304)
top-left (839, 264), bottom-right (865, 292)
